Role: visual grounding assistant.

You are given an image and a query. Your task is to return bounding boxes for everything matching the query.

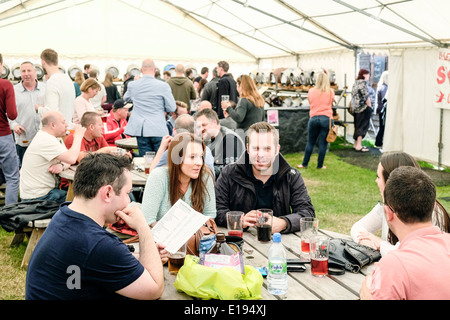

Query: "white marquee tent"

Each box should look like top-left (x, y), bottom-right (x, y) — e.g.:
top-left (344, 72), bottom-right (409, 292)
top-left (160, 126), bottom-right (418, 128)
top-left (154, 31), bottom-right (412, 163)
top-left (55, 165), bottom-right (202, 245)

top-left (1, 0), bottom-right (450, 166)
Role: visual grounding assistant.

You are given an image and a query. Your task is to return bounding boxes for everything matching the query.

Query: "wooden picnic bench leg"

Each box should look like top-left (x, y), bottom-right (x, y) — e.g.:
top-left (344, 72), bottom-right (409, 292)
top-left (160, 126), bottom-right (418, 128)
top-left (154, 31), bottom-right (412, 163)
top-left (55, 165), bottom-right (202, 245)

top-left (66, 180), bottom-right (74, 202)
top-left (21, 227), bottom-right (45, 270)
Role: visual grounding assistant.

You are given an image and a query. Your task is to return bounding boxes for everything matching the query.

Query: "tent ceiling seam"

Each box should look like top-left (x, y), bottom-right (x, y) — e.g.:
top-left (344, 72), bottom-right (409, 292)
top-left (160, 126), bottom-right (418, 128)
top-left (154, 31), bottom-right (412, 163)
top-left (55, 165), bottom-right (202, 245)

top-left (163, 0), bottom-right (295, 57)
top-left (229, 0), bottom-right (357, 51)
top-left (334, 0), bottom-right (448, 48)
top-left (212, 0), bottom-right (297, 54)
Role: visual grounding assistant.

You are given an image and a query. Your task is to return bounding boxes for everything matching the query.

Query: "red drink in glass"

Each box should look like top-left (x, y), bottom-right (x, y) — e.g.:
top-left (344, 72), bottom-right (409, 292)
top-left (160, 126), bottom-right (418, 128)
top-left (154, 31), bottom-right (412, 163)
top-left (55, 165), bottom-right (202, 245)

top-left (301, 240), bottom-right (310, 253)
top-left (228, 230), bottom-right (243, 237)
top-left (311, 258), bottom-right (328, 277)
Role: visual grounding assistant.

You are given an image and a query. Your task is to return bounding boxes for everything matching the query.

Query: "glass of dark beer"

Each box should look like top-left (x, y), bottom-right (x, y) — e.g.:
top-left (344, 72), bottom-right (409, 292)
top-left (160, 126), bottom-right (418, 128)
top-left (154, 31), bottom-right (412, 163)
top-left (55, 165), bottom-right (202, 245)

top-left (168, 242), bottom-right (186, 275)
top-left (256, 209), bottom-right (273, 243)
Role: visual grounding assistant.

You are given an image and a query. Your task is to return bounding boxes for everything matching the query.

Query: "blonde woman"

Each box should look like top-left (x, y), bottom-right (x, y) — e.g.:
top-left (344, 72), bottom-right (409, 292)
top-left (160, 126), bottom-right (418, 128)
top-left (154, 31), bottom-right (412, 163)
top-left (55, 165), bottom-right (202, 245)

top-left (73, 78), bottom-right (101, 124)
top-left (221, 74), bottom-right (265, 132)
top-left (103, 72), bottom-right (121, 104)
top-left (298, 72), bottom-right (335, 169)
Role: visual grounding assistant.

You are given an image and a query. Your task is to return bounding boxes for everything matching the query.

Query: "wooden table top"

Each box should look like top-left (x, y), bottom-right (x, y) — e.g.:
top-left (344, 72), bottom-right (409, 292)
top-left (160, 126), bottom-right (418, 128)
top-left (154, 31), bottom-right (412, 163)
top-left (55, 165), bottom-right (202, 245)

top-left (150, 226), bottom-right (373, 300)
top-left (60, 165), bottom-right (148, 186)
top-left (115, 137), bottom-right (138, 150)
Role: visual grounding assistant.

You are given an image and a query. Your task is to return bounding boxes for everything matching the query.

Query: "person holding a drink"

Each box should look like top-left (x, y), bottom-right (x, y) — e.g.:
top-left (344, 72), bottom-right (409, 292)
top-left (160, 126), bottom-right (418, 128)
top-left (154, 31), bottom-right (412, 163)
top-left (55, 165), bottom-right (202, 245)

top-left (215, 122), bottom-right (315, 235)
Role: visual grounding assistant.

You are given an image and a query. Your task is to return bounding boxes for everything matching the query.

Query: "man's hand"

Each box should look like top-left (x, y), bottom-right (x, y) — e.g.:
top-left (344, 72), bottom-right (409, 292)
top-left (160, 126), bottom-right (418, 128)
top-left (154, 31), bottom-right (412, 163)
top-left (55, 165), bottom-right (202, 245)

top-left (73, 124), bottom-right (86, 140)
top-left (48, 162), bottom-right (64, 174)
top-left (272, 217), bottom-right (287, 234)
top-left (115, 206), bottom-right (148, 234)
top-left (243, 210), bottom-right (259, 228)
top-left (13, 125), bottom-right (26, 136)
top-left (157, 243), bottom-right (168, 264)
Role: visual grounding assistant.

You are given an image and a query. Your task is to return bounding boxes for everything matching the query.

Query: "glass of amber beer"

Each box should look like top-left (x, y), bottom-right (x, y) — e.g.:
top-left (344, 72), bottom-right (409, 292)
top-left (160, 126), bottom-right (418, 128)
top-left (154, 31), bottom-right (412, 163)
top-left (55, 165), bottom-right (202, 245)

top-left (168, 242), bottom-right (186, 274)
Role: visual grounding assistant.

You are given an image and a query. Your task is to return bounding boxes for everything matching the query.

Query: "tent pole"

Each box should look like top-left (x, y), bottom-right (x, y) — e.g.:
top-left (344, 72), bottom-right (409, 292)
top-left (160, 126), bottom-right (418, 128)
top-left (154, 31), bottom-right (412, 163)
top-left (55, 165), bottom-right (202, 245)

top-left (438, 108), bottom-right (444, 170)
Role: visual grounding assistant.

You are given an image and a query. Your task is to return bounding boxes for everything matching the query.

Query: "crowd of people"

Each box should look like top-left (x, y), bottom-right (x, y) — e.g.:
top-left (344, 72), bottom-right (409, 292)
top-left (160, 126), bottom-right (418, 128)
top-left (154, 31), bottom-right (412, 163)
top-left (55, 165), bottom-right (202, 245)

top-left (1, 49), bottom-right (449, 300)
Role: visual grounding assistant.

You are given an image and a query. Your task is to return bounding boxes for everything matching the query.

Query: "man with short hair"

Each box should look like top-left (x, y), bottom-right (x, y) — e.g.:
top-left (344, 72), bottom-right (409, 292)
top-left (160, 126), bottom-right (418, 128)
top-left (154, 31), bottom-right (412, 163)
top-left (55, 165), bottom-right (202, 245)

top-left (201, 67), bottom-right (219, 112)
top-left (215, 122), bottom-right (315, 234)
top-left (40, 48), bottom-right (75, 124)
top-left (194, 108), bottom-right (245, 178)
top-left (11, 61), bottom-right (46, 165)
top-left (124, 59), bottom-right (176, 155)
top-left (0, 53), bottom-right (20, 205)
top-left (103, 99), bottom-right (131, 146)
top-left (65, 112), bottom-right (118, 163)
top-left (20, 111), bottom-right (86, 203)
top-left (215, 61), bottom-right (238, 119)
top-left (360, 166), bottom-right (450, 300)
top-left (153, 114), bottom-right (214, 174)
top-left (83, 64), bottom-right (91, 80)
top-left (26, 153), bottom-right (166, 300)
top-left (166, 64), bottom-right (196, 110)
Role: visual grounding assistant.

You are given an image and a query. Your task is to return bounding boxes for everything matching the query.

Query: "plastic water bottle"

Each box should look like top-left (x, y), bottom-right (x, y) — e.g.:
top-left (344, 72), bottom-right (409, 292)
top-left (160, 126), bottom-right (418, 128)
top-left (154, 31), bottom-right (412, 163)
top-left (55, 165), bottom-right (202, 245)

top-left (267, 233), bottom-right (288, 296)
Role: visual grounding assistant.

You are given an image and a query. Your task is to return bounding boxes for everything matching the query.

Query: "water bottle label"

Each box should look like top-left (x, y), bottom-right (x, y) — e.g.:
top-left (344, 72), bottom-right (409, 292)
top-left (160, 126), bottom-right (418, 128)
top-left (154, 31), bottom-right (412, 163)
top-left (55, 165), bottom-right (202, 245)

top-left (269, 261), bottom-right (287, 274)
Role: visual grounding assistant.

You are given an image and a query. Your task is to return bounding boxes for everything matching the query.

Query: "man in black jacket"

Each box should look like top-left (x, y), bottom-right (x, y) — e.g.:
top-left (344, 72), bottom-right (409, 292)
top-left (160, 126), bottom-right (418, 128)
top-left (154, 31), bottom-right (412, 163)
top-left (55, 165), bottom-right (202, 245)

top-left (215, 122), bottom-right (315, 234)
top-left (215, 61), bottom-right (238, 119)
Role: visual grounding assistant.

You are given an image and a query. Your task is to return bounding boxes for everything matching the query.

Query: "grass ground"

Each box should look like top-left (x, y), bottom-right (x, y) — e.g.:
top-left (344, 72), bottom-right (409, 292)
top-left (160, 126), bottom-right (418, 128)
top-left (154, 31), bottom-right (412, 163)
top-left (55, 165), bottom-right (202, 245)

top-left (1, 150), bottom-right (449, 300)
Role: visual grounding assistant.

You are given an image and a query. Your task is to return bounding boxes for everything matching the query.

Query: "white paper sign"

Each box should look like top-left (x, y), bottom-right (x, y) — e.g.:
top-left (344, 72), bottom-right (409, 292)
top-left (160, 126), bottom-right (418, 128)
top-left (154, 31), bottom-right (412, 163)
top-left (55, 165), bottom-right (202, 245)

top-left (435, 49), bottom-right (450, 110)
top-left (151, 199), bottom-right (209, 254)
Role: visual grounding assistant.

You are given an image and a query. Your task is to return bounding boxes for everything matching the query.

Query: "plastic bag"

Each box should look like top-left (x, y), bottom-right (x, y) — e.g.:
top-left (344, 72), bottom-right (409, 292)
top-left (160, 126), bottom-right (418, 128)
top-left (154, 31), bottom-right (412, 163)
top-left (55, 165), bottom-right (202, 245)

top-left (173, 255), bottom-right (263, 300)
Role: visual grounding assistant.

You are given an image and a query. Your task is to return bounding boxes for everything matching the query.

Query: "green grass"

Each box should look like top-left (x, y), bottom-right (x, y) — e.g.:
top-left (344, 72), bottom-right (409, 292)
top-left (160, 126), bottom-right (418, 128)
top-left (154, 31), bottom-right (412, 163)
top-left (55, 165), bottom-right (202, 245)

top-left (1, 150), bottom-right (450, 300)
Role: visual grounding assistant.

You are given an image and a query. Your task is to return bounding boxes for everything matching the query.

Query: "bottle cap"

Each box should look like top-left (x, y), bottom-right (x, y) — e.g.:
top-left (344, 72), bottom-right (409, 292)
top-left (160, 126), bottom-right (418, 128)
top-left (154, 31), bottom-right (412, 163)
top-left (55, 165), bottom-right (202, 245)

top-left (273, 233), bottom-right (281, 243)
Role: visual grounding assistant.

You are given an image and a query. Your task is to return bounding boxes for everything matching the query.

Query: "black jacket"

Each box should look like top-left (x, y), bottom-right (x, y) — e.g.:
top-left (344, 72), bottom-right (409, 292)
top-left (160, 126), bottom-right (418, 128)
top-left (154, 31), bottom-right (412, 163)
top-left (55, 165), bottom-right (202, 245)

top-left (216, 74), bottom-right (238, 119)
top-left (215, 151), bottom-right (315, 233)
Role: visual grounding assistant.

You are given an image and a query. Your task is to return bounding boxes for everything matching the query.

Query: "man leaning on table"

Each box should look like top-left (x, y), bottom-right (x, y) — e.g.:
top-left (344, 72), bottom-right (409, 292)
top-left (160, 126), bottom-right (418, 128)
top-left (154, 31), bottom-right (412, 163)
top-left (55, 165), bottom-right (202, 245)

top-left (26, 153), bottom-right (166, 300)
top-left (215, 121), bottom-right (315, 234)
top-left (19, 111), bottom-right (86, 204)
top-left (360, 166), bottom-right (450, 300)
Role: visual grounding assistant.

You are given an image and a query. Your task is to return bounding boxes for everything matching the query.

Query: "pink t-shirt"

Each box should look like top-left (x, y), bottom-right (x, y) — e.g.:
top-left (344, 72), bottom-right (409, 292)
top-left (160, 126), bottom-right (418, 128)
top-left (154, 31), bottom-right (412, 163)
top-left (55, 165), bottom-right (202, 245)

top-left (73, 96), bottom-right (95, 124)
top-left (370, 226), bottom-right (450, 300)
top-left (307, 88), bottom-right (334, 118)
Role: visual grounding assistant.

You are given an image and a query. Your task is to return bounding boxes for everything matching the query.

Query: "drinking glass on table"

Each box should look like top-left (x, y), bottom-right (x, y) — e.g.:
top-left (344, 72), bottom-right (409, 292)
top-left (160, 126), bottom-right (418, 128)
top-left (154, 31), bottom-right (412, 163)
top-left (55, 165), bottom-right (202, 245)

top-left (144, 151), bottom-right (155, 175)
top-left (256, 209), bottom-right (273, 243)
top-left (300, 217), bottom-right (319, 255)
top-left (168, 242), bottom-right (186, 275)
top-left (226, 211), bottom-right (244, 237)
top-left (310, 236), bottom-right (329, 277)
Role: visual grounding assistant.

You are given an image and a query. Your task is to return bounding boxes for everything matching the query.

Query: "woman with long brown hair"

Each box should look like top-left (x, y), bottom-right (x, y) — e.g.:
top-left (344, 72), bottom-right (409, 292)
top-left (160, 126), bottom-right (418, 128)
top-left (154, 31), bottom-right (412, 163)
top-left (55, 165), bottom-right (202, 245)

top-left (221, 74), bottom-right (265, 133)
top-left (141, 132), bottom-right (216, 227)
top-left (351, 151), bottom-right (450, 256)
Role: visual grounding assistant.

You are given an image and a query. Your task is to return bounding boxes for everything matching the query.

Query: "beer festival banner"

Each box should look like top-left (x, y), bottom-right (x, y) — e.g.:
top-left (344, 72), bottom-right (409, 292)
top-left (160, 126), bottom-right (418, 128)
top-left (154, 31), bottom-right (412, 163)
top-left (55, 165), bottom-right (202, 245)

top-left (435, 49), bottom-right (450, 110)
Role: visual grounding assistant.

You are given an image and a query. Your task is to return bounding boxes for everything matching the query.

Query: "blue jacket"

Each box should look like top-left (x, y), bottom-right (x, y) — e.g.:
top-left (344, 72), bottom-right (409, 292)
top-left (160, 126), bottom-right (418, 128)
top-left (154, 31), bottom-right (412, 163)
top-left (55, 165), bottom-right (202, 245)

top-left (124, 75), bottom-right (176, 137)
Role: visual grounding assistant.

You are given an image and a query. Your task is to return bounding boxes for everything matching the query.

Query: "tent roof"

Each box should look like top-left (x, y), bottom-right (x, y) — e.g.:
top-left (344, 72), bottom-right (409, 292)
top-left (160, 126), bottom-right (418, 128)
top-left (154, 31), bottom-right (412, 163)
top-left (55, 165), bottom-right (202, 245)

top-left (1, 0), bottom-right (449, 62)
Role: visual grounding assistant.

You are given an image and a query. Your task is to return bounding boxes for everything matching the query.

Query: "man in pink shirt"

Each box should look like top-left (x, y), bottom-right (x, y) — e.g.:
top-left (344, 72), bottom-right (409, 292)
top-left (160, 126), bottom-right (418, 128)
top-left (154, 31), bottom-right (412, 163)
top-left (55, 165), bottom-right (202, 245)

top-left (360, 166), bottom-right (450, 300)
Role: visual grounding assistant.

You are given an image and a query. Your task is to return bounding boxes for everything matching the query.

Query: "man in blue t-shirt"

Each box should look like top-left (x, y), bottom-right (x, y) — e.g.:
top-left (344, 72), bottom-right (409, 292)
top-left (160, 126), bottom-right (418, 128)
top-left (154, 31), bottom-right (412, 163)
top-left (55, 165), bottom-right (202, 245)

top-left (26, 153), bottom-right (166, 300)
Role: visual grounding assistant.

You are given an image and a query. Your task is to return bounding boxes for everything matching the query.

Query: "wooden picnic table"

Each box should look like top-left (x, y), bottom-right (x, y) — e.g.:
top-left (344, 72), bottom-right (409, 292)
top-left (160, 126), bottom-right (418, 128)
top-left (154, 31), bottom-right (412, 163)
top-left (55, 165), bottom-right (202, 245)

top-left (115, 137), bottom-right (138, 151)
top-left (145, 226), bottom-right (373, 300)
top-left (59, 164), bottom-right (148, 201)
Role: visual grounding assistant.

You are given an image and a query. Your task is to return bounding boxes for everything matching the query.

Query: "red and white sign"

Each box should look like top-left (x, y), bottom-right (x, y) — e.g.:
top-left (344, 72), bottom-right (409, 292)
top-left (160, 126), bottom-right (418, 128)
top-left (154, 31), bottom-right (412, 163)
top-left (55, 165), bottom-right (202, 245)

top-left (435, 49), bottom-right (450, 109)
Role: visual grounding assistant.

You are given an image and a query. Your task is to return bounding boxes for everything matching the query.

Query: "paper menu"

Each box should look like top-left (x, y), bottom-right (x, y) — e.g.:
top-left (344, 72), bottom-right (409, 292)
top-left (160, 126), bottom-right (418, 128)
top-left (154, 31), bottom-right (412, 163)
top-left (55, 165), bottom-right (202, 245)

top-left (151, 199), bottom-right (209, 254)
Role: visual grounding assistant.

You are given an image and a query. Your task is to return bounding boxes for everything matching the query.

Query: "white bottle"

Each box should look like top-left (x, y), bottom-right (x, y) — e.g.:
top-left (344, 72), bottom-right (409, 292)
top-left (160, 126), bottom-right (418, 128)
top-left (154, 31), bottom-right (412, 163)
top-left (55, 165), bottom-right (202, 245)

top-left (267, 233), bottom-right (288, 296)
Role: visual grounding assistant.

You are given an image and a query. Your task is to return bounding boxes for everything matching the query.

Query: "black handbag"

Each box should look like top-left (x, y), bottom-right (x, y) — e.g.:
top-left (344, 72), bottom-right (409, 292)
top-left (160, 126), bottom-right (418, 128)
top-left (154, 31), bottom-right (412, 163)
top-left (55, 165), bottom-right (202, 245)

top-left (328, 238), bottom-right (381, 274)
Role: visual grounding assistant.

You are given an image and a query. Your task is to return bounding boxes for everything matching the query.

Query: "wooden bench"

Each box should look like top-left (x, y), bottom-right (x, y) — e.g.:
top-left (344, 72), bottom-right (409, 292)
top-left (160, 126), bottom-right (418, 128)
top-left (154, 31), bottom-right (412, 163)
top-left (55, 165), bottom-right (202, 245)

top-left (10, 218), bottom-right (51, 270)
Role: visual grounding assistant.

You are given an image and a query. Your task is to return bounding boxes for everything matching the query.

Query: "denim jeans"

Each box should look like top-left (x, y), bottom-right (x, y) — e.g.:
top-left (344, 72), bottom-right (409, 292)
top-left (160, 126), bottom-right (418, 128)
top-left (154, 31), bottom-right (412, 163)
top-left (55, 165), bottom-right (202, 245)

top-left (302, 115), bottom-right (332, 169)
top-left (0, 134), bottom-right (20, 205)
top-left (22, 188), bottom-right (67, 204)
top-left (136, 136), bottom-right (162, 156)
